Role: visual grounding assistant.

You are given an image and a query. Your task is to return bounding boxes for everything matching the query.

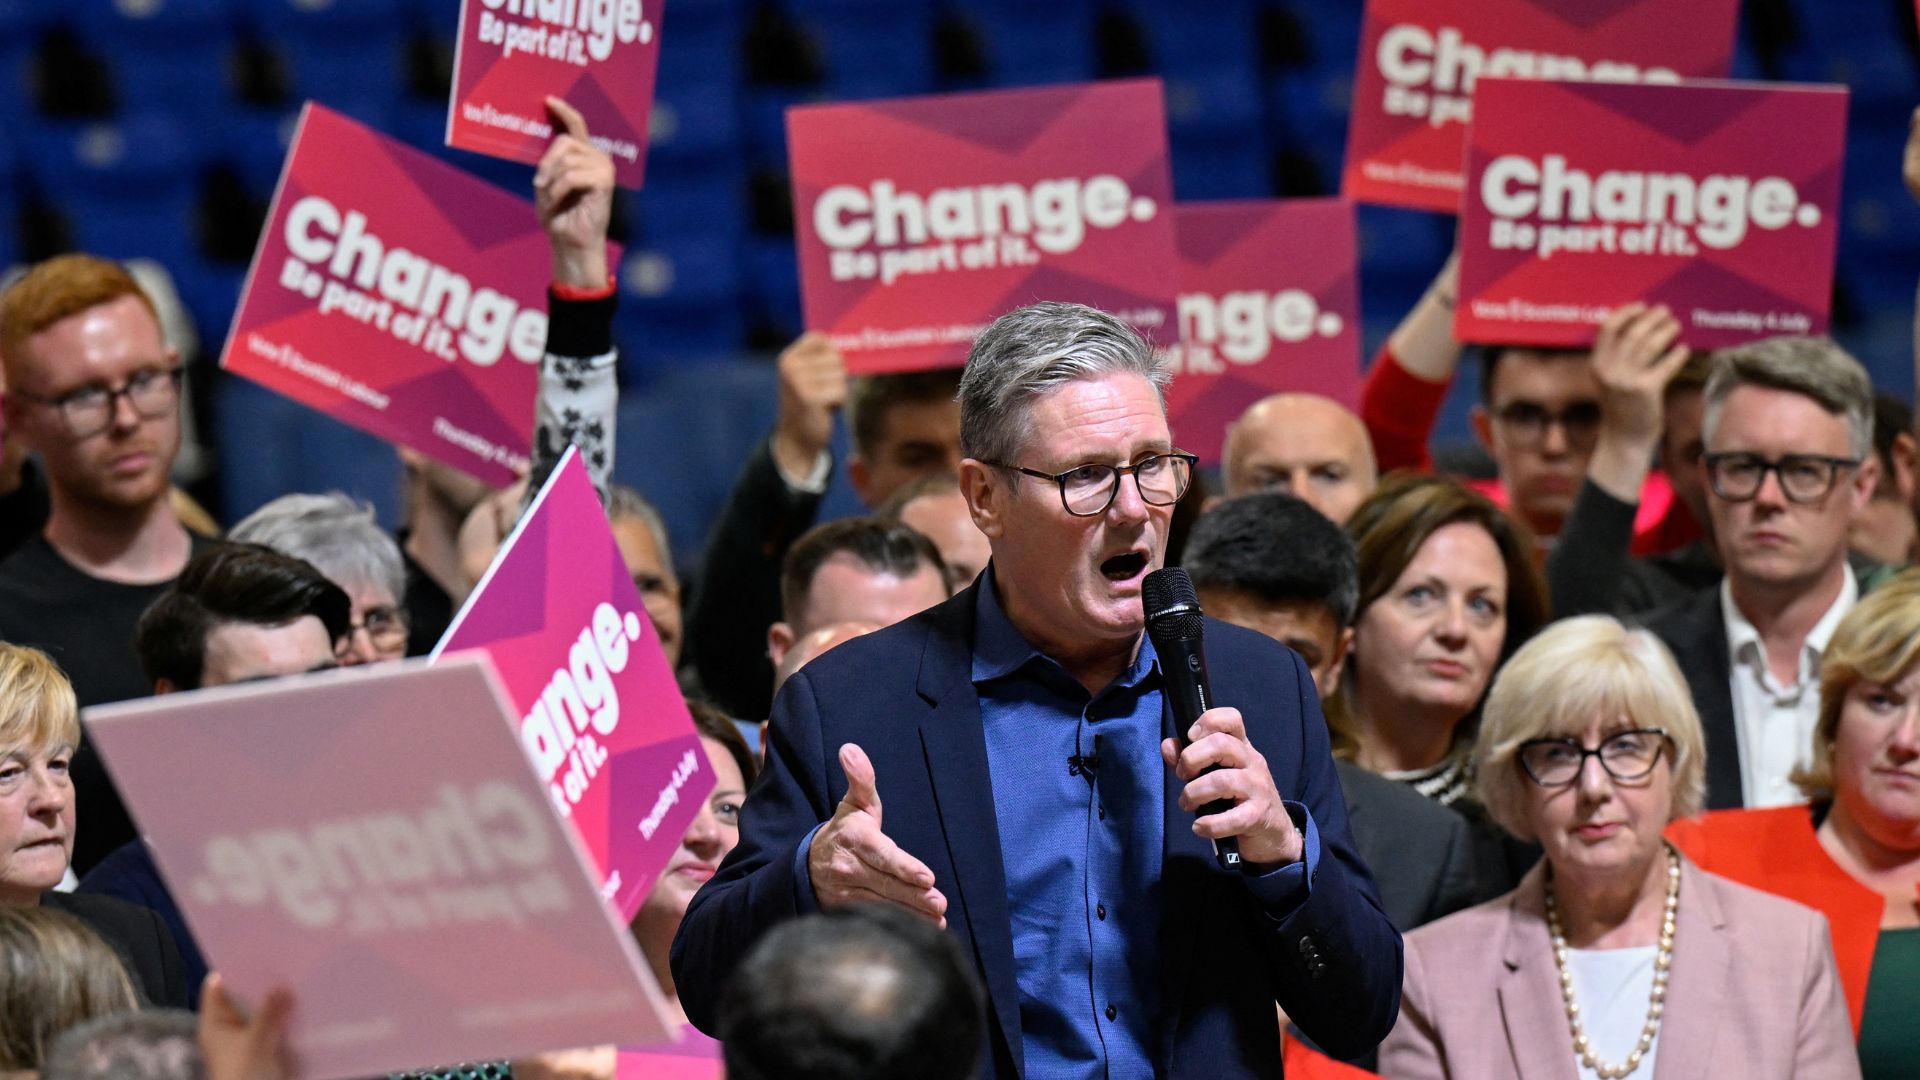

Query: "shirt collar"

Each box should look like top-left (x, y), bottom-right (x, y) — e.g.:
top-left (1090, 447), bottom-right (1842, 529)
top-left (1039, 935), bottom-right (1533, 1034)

top-left (970, 563), bottom-right (1159, 689)
top-left (1721, 562), bottom-right (1857, 667)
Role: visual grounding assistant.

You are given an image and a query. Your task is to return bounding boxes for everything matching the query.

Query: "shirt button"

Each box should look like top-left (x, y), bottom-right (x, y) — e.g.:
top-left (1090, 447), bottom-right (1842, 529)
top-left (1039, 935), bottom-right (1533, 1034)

top-left (1098, 805), bottom-right (1107, 820)
top-left (1096, 903), bottom-right (1107, 921)
top-left (1106, 1004), bottom-right (1117, 1022)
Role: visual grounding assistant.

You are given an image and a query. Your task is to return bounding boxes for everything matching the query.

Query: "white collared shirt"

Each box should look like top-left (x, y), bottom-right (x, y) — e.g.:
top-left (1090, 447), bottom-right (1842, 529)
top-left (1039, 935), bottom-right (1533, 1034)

top-left (1720, 564), bottom-right (1856, 808)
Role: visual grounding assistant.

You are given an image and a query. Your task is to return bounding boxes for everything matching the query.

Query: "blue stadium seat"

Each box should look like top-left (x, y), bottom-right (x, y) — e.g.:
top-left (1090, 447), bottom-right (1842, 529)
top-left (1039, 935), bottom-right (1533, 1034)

top-left (639, 170), bottom-right (746, 241)
top-left (613, 359), bottom-right (779, 576)
top-left (614, 240), bottom-right (745, 380)
top-left (965, 3), bottom-right (1096, 85)
top-left (648, 82), bottom-right (742, 169)
top-left (801, 0), bottom-right (934, 95)
top-left (76, 0), bottom-right (235, 120)
top-left (24, 113), bottom-right (205, 267)
top-left (658, 1), bottom-right (743, 88)
top-left (744, 236), bottom-right (802, 338)
top-left (1124, 0), bottom-right (1258, 81)
top-left (172, 258), bottom-right (248, 355)
top-left (214, 375), bottom-right (404, 529)
top-left (246, 0), bottom-right (406, 103)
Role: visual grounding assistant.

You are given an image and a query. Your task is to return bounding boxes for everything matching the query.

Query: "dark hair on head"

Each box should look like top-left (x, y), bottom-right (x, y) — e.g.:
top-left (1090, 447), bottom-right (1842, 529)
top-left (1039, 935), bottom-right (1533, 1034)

top-left (42, 1008), bottom-right (201, 1080)
top-left (847, 369), bottom-right (962, 460)
top-left (1182, 492), bottom-right (1359, 626)
top-left (1872, 391), bottom-right (1914, 493)
top-left (1475, 343), bottom-right (1588, 405)
top-left (1328, 473), bottom-right (1551, 758)
top-left (779, 518), bottom-right (949, 627)
top-left (686, 697), bottom-right (758, 789)
top-left (135, 543), bottom-right (353, 691)
top-left (718, 903), bottom-right (985, 1080)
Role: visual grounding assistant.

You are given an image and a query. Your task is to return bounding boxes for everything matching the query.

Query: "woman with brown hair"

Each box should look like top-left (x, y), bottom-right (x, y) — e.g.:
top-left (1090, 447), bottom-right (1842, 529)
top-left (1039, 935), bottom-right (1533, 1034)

top-left (0, 905), bottom-right (139, 1073)
top-left (1333, 473), bottom-right (1551, 803)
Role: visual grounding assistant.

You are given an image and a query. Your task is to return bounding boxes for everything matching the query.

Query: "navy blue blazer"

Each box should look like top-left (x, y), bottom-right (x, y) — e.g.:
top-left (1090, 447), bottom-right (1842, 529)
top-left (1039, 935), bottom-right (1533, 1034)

top-left (672, 578), bottom-right (1402, 1078)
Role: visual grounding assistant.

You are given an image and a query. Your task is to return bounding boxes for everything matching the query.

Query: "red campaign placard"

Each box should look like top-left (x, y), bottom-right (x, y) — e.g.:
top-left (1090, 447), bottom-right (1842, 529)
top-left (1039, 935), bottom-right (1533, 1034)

top-left (448, 0), bottom-right (661, 187)
top-left (1166, 200), bottom-right (1361, 464)
top-left (788, 79), bottom-right (1179, 374)
top-left (1456, 78), bottom-right (1848, 350)
top-left (1343, 0), bottom-right (1739, 213)
top-left (435, 447), bottom-right (710, 923)
top-left (221, 103), bottom-right (555, 487)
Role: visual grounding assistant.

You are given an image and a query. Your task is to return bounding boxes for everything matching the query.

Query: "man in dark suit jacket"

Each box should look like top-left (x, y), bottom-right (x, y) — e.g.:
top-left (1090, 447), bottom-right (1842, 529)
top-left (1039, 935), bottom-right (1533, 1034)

top-left (1182, 490), bottom-right (1490, 931)
top-left (674, 303), bottom-right (1401, 1079)
top-left (1643, 336), bottom-right (1885, 811)
top-left (42, 889), bottom-right (189, 1008)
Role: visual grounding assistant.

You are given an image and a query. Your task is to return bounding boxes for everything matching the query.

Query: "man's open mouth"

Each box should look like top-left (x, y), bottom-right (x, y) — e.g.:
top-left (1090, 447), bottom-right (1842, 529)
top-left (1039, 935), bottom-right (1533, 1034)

top-left (1101, 551), bottom-right (1148, 581)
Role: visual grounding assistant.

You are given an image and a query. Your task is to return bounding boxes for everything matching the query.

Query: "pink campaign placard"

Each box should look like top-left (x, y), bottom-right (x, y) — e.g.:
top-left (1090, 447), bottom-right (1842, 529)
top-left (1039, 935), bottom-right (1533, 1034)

top-left (1456, 78), bottom-right (1848, 349)
top-left (435, 445), bottom-right (710, 922)
top-left (788, 79), bottom-right (1179, 374)
top-left (82, 655), bottom-right (675, 1079)
top-left (448, 0), bottom-right (661, 187)
top-left (220, 102), bottom-right (554, 487)
top-left (1343, 0), bottom-right (1739, 212)
top-left (1166, 200), bottom-right (1361, 464)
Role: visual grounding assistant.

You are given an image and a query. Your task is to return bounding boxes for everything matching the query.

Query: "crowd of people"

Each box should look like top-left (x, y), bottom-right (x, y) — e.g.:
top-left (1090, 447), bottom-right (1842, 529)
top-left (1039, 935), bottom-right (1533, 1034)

top-left (0, 75), bottom-right (1916, 1080)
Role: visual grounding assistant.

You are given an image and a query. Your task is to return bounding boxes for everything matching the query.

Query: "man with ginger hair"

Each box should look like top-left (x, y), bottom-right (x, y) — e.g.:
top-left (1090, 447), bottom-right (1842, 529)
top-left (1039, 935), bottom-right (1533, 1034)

top-left (0, 254), bottom-right (215, 873)
top-left (1221, 393), bottom-right (1378, 524)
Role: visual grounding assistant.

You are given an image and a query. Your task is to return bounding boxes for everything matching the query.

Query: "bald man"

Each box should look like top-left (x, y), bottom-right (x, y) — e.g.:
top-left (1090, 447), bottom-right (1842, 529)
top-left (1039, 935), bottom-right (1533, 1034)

top-left (1221, 393), bottom-right (1379, 524)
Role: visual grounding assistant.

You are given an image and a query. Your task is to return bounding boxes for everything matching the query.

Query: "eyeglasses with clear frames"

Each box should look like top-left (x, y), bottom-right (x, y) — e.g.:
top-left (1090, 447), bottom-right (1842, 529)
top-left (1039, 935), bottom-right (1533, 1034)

top-left (985, 452), bottom-right (1198, 517)
top-left (1517, 728), bottom-right (1672, 788)
top-left (15, 367), bottom-right (183, 439)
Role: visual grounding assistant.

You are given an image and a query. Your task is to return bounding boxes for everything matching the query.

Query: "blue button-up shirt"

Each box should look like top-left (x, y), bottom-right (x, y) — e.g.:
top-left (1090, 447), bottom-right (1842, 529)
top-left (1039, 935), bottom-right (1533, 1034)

top-left (972, 573), bottom-right (1166, 1080)
top-left (789, 571), bottom-right (1324, 1078)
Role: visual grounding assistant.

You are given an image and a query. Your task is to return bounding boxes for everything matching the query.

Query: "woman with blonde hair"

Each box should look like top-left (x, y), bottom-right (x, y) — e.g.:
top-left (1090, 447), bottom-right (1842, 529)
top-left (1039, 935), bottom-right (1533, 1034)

top-left (0, 644), bottom-right (186, 1007)
top-left (1670, 568), bottom-right (1920, 1077)
top-left (0, 905), bottom-right (139, 1073)
top-left (1382, 615), bottom-right (1857, 1079)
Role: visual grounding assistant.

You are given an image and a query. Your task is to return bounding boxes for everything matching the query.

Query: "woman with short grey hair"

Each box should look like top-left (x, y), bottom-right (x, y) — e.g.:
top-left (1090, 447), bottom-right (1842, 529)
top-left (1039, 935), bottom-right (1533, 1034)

top-left (230, 493), bottom-right (409, 664)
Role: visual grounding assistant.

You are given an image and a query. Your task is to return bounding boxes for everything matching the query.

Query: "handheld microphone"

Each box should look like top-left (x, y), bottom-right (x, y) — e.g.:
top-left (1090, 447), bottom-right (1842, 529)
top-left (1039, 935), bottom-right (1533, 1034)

top-left (1143, 567), bottom-right (1241, 870)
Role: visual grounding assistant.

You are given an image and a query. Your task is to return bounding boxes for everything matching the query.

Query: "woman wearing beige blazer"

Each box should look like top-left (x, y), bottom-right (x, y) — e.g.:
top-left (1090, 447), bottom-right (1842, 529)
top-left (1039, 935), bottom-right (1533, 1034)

top-left (1380, 617), bottom-right (1859, 1080)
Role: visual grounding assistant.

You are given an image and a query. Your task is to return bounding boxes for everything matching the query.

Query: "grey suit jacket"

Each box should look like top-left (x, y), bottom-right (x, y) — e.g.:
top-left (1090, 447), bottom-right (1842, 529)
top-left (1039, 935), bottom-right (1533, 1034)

top-left (1381, 856), bottom-right (1860, 1080)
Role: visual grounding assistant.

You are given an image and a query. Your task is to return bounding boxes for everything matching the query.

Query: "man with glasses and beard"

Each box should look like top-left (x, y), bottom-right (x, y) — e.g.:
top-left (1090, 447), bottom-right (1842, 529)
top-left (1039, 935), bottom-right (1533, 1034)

top-left (674, 302), bottom-right (1400, 1079)
top-left (0, 255), bottom-right (215, 873)
top-left (1646, 337), bottom-right (1886, 811)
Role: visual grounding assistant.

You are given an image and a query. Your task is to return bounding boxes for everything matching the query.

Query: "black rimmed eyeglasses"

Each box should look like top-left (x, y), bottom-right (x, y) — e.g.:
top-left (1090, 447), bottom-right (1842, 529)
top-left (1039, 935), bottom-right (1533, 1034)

top-left (1703, 453), bottom-right (1859, 504)
top-left (14, 366), bottom-right (183, 439)
top-left (1517, 728), bottom-right (1672, 788)
top-left (985, 451), bottom-right (1198, 517)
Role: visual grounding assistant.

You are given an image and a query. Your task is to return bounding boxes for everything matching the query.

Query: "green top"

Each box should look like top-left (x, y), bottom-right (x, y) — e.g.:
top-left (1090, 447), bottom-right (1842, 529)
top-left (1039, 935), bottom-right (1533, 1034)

top-left (1857, 926), bottom-right (1920, 1080)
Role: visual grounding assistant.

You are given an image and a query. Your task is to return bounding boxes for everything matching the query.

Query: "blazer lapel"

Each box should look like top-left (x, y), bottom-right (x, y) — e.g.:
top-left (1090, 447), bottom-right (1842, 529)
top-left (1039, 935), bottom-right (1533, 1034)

top-left (1497, 868), bottom-right (1582, 1080)
top-left (915, 594), bottom-right (1024, 1077)
top-left (1652, 859), bottom-right (1728, 1080)
top-left (1669, 593), bottom-right (1742, 810)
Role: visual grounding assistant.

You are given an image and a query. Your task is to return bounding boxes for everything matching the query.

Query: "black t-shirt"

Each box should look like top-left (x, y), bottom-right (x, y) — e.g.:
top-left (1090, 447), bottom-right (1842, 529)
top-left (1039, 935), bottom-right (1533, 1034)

top-left (0, 532), bottom-right (211, 874)
top-left (0, 460), bottom-right (52, 562)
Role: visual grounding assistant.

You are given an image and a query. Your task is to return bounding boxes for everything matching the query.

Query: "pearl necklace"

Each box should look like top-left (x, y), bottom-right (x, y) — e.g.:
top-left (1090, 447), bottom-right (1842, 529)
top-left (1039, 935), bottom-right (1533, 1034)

top-left (1544, 845), bottom-right (1681, 1080)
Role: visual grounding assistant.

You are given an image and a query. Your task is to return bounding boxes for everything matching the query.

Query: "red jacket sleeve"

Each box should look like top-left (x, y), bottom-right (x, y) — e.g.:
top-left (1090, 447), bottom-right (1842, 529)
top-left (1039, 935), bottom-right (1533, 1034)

top-left (1359, 344), bottom-right (1451, 474)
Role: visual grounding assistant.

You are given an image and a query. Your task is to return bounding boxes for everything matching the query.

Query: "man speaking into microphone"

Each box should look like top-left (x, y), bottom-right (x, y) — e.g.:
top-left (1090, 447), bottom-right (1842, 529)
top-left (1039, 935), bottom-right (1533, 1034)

top-left (673, 301), bottom-right (1401, 1078)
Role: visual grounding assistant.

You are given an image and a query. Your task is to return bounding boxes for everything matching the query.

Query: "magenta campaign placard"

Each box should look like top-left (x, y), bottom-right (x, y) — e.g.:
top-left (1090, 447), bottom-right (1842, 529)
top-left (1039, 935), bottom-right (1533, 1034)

top-left (221, 102), bottom-right (555, 487)
top-left (448, 0), bottom-right (661, 187)
top-left (1343, 0), bottom-right (1740, 212)
top-left (434, 446), bottom-right (709, 922)
top-left (788, 79), bottom-right (1179, 374)
top-left (83, 655), bottom-right (675, 1078)
top-left (1166, 200), bottom-right (1361, 464)
top-left (1455, 78), bottom-right (1848, 349)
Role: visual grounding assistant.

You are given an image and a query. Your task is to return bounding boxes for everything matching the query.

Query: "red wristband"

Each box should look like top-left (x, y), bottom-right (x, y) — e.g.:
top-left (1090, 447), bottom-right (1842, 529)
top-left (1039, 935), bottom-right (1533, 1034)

top-left (551, 278), bottom-right (617, 301)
